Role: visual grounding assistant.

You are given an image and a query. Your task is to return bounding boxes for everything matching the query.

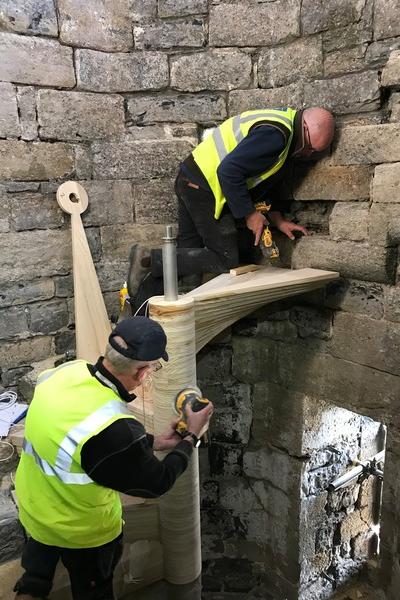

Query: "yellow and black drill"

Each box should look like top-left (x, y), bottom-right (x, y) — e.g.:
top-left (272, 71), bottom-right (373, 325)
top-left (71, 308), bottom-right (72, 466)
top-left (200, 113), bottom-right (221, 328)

top-left (174, 386), bottom-right (210, 445)
top-left (254, 201), bottom-right (279, 260)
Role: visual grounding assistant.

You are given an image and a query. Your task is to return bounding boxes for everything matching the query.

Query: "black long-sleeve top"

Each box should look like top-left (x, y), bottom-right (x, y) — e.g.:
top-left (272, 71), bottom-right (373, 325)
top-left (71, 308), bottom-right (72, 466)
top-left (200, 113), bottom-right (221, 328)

top-left (181, 113), bottom-right (301, 219)
top-left (80, 358), bottom-right (193, 498)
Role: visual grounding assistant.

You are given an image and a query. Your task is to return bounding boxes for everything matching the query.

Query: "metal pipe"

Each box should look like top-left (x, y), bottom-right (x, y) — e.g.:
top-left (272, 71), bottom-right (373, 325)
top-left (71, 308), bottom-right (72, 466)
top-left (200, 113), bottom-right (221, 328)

top-left (162, 225), bottom-right (179, 301)
top-left (328, 450), bottom-right (385, 492)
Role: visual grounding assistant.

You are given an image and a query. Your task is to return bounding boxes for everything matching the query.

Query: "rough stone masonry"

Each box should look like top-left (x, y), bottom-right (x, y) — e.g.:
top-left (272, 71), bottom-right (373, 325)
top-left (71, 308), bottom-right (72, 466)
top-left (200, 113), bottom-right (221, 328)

top-left (0, 1), bottom-right (400, 599)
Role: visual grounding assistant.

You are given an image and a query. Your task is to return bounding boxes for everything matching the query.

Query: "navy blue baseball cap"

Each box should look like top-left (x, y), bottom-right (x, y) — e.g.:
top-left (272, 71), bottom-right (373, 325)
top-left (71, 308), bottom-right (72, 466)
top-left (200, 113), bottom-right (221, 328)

top-left (109, 316), bottom-right (168, 362)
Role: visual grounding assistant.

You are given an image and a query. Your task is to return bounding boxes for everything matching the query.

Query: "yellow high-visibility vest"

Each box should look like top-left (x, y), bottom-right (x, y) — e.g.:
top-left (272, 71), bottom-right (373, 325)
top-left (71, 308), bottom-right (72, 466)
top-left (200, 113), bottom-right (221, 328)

top-left (15, 360), bottom-right (137, 548)
top-left (192, 108), bottom-right (297, 219)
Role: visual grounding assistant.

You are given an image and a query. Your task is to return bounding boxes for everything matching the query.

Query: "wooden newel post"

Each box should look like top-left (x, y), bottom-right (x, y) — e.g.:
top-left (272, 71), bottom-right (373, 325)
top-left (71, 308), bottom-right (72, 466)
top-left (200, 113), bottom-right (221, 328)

top-left (149, 295), bottom-right (201, 585)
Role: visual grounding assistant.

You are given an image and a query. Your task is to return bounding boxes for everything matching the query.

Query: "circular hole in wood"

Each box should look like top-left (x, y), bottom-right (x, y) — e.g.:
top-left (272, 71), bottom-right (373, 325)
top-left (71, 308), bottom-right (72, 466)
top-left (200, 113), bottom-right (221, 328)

top-left (69, 193), bottom-right (79, 203)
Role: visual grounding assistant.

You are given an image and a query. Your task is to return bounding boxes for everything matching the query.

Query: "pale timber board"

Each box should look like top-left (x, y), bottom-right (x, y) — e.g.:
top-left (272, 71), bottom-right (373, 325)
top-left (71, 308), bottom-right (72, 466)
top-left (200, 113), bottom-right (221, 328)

top-left (187, 266), bottom-right (339, 301)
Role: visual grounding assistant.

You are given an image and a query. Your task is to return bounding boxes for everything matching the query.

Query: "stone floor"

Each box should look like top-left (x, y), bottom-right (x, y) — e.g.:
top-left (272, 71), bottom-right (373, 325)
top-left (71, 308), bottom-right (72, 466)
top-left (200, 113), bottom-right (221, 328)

top-left (332, 582), bottom-right (386, 600)
top-left (120, 580), bottom-right (386, 600)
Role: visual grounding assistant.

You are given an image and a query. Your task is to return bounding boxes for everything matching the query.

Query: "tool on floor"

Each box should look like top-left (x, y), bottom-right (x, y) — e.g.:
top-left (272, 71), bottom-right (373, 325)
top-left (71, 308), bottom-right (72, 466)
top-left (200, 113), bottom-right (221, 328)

top-left (254, 201), bottom-right (280, 260)
top-left (173, 386), bottom-right (210, 446)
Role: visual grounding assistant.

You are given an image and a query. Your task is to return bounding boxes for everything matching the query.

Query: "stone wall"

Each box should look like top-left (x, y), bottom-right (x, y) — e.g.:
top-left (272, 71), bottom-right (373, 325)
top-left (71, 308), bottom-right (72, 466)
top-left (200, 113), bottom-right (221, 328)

top-left (1, 0), bottom-right (400, 599)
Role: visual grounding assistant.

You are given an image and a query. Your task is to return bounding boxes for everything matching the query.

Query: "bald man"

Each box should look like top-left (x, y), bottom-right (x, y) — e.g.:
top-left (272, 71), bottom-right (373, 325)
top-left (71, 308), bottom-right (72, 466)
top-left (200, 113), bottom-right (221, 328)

top-left (129, 107), bottom-right (335, 309)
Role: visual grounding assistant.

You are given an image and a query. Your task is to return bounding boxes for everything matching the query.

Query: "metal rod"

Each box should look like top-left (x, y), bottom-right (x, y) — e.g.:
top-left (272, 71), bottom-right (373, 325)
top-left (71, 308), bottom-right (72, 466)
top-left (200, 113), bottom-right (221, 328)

top-left (162, 225), bottom-right (179, 301)
top-left (328, 450), bottom-right (385, 492)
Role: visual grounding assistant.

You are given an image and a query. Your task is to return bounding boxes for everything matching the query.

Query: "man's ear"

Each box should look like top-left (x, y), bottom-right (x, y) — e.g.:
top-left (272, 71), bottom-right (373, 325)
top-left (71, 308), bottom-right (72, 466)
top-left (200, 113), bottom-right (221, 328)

top-left (136, 365), bottom-right (150, 383)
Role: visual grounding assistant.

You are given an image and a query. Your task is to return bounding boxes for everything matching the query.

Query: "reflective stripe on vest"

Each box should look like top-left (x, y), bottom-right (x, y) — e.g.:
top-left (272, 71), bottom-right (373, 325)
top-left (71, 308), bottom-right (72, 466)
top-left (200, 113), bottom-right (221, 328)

top-left (23, 439), bottom-right (93, 485)
top-left (192, 108), bottom-right (296, 219)
top-left (55, 399), bottom-right (132, 472)
top-left (24, 398), bottom-right (132, 482)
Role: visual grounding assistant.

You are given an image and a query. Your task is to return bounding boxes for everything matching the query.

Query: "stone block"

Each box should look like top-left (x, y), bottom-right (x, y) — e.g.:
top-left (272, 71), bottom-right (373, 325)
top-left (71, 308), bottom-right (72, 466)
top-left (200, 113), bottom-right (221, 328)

top-left (74, 180), bottom-right (133, 227)
top-left (229, 84), bottom-right (303, 116)
top-left (324, 279), bottom-right (384, 318)
top-left (0, 82), bottom-right (19, 138)
top-left (0, 336), bottom-right (52, 369)
top-left (360, 417), bottom-right (384, 459)
top-left (134, 179), bottom-right (177, 224)
top-left (258, 37), bottom-right (322, 88)
top-left (37, 90), bottom-right (125, 142)
top-left (294, 164), bottom-right (372, 201)
top-left (58, 0), bottom-right (132, 51)
top-left (385, 286), bottom-right (400, 322)
top-left (18, 355), bottom-right (61, 402)
top-left (329, 202), bottom-right (369, 241)
top-left (209, 0), bottom-right (299, 47)
top-left (0, 140), bottom-right (74, 181)
top-left (197, 346), bottom-right (232, 381)
top-left (374, 0), bottom-right (400, 41)
top-left (1, 365), bottom-right (32, 387)
top-left (28, 300), bottom-right (69, 335)
top-left (253, 318), bottom-right (298, 342)
top-left (381, 50), bottom-right (400, 87)
top-left (0, 32), bottom-right (75, 87)
top-left (389, 92), bottom-right (400, 121)
top-left (368, 202), bottom-right (400, 246)
top-left (373, 163), bottom-right (400, 203)
top-left (0, 306), bottom-right (28, 340)
top-left (101, 224), bottom-right (166, 261)
top-left (134, 17), bottom-right (205, 49)
top-left (0, 492), bottom-right (24, 563)
top-left (131, 0), bottom-right (157, 20)
top-left (253, 382), bottom-right (311, 455)
top-left (171, 49), bottom-right (251, 92)
top-left (0, 279), bottom-right (54, 309)
top-left (10, 191), bottom-right (63, 231)
top-left (126, 93), bottom-right (226, 124)
top-left (331, 312), bottom-right (400, 376)
top-left (85, 227), bottom-right (101, 263)
top-left (16, 87), bottom-right (37, 141)
top-left (96, 261), bottom-right (129, 293)
top-left (92, 140), bottom-right (192, 180)
top-left (0, 230), bottom-right (71, 285)
top-left (304, 71), bottom-right (380, 114)
top-left (208, 444), bottom-right (243, 477)
top-left (339, 512), bottom-right (369, 544)
top-left (301, 0), bottom-right (366, 35)
top-left (219, 479), bottom-right (260, 513)
top-left (332, 123), bottom-right (400, 165)
top-left (290, 305), bottom-right (332, 339)
top-left (291, 236), bottom-right (394, 284)
top-left (232, 336), bottom-right (398, 421)
top-left (53, 275), bottom-right (72, 299)
top-left (366, 37), bottom-right (400, 68)
top-left (323, 22), bottom-right (372, 53)
top-left (212, 405), bottom-right (252, 445)
top-left (290, 201), bottom-right (332, 234)
top-left (159, 0), bottom-right (208, 17)
top-left (324, 45), bottom-right (368, 77)
top-left (0, 0), bottom-right (58, 36)
top-left (76, 49), bottom-right (168, 93)
top-left (243, 447), bottom-right (301, 494)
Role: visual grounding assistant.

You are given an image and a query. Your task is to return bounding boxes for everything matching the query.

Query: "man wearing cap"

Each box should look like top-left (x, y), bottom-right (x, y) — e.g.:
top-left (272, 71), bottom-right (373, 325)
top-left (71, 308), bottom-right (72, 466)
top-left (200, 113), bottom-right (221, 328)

top-left (14, 316), bottom-right (213, 600)
top-left (128, 106), bottom-right (335, 310)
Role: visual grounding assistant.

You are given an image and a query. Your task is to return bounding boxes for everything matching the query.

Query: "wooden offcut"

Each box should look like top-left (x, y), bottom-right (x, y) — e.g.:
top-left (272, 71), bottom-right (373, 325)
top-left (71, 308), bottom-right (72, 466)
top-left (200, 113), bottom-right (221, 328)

top-left (56, 181), bottom-right (111, 363)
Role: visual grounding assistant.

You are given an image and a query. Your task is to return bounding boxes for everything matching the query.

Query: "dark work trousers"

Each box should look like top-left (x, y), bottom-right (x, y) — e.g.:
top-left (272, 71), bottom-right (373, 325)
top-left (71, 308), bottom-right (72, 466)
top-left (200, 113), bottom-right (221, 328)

top-left (14, 534), bottom-right (123, 600)
top-left (154, 171), bottom-right (257, 276)
top-left (133, 170), bottom-right (258, 312)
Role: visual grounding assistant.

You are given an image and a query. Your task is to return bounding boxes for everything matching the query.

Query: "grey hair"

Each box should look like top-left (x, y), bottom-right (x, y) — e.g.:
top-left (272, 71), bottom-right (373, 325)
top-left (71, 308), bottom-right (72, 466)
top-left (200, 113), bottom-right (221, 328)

top-left (104, 336), bottom-right (143, 374)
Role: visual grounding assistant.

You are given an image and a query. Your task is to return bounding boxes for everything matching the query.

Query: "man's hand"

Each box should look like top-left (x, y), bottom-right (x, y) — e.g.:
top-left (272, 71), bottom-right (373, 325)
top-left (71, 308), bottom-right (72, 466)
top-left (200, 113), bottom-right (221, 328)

top-left (245, 210), bottom-right (267, 246)
top-left (186, 402), bottom-right (214, 438)
top-left (153, 418), bottom-right (182, 451)
top-left (268, 211), bottom-right (309, 241)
